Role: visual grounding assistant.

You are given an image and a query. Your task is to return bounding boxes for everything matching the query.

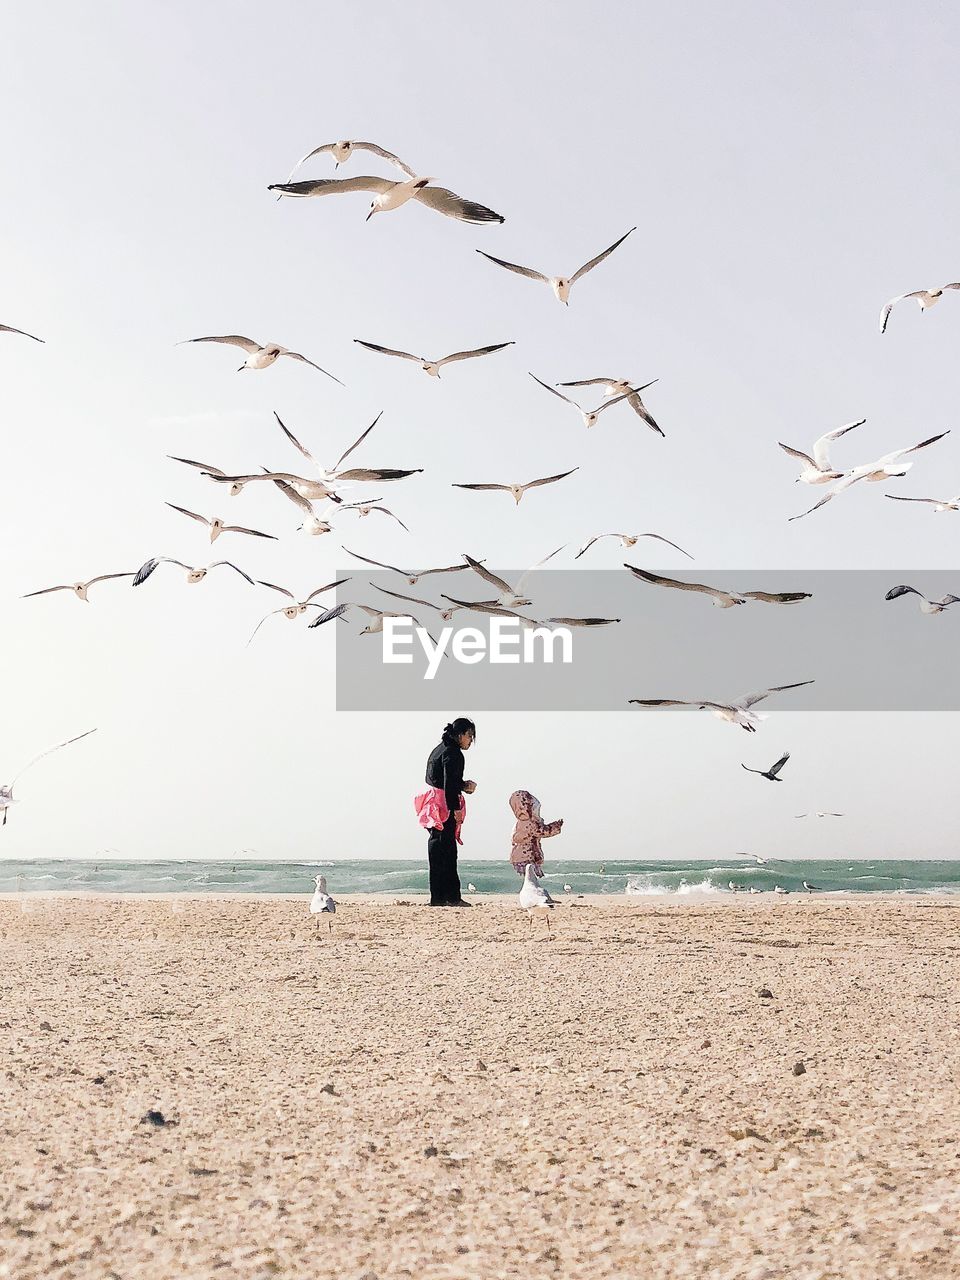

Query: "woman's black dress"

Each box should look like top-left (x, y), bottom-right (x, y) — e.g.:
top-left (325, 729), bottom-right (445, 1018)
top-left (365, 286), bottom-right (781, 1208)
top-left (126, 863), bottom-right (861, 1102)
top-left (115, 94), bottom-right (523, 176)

top-left (424, 731), bottom-right (465, 906)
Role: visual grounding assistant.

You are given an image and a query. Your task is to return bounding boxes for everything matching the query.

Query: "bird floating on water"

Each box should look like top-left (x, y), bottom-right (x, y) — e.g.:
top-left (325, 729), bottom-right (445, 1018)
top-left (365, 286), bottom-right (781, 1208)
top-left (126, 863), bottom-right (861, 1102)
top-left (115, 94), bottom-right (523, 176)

top-left (476, 227), bottom-right (635, 305)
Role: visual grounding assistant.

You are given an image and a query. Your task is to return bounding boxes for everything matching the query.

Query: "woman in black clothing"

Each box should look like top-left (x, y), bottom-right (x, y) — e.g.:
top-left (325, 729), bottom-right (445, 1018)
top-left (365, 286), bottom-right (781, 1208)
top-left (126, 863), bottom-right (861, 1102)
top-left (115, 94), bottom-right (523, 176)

top-left (424, 718), bottom-right (477, 907)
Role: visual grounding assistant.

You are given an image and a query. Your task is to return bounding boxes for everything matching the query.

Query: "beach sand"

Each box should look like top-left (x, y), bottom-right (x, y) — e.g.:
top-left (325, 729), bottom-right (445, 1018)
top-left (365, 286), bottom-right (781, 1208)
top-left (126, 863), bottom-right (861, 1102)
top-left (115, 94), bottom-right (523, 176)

top-left (2, 896), bottom-right (959, 1279)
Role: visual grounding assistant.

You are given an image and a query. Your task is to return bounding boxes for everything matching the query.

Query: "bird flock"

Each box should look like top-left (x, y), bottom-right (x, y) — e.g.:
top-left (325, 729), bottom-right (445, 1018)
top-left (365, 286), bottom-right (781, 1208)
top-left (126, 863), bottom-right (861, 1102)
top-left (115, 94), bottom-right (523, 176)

top-left (4, 134), bottom-right (957, 852)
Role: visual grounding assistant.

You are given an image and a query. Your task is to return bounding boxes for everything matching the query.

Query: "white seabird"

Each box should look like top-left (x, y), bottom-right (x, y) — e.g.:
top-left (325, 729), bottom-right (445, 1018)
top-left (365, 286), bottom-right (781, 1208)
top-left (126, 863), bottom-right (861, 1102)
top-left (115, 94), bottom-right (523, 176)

top-left (309, 875), bottom-right (337, 934)
top-left (132, 558), bottom-right (256, 588)
top-left (789, 432), bottom-right (950, 520)
top-left (22, 572), bottom-right (136, 602)
top-left (1, 729), bottom-right (97, 827)
top-left (625, 565), bottom-right (811, 608)
top-left (557, 376), bottom-right (665, 435)
top-left (879, 283), bottom-right (960, 333)
top-left (476, 228), bottom-right (636, 304)
top-left (286, 139), bottom-right (415, 179)
top-left (529, 373), bottom-right (657, 428)
top-left (1, 323), bottom-right (44, 343)
top-left (179, 334), bottom-right (343, 383)
top-left (247, 578), bottom-right (349, 644)
top-left (269, 173), bottom-right (505, 224)
top-left (341, 548), bottom-right (479, 586)
top-left (576, 532), bottom-right (694, 561)
top-left (779, 419), bottom-right (866, 484)
top-left (884, 584), bottom-right (960, 614)
top-left (629, 681), bottom-right (815, 732)
top-left (165, 504), bottom-right (277, 543)
top-left (519, 863), bottom-right (557, 934)
top-left (460, 547), bottom-right (565, 608)
top-left (452, 468), bottom-right (578, 505)
top-left (354, 339), bottom-right (514, 377)
top-left (886, 494), bottom-right (960, 513)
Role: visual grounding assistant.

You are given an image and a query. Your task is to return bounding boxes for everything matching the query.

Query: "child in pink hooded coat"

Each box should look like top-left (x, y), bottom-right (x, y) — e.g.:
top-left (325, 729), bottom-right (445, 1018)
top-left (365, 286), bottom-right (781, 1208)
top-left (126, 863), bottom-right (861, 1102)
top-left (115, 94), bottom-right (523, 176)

top-left (509, 790), bottom-right (563, 879)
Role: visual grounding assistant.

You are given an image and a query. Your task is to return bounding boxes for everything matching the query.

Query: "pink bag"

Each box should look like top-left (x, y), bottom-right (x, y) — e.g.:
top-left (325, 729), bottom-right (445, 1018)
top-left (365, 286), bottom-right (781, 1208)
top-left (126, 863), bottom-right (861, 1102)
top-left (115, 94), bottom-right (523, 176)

top-left (414, 786), bottom-right (466, 844)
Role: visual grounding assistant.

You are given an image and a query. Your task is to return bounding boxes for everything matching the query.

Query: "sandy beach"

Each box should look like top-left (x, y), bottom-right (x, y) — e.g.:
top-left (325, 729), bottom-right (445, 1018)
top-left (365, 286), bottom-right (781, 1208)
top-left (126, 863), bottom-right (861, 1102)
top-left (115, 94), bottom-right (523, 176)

top-left (2, 896), bottom-right (960, 1279)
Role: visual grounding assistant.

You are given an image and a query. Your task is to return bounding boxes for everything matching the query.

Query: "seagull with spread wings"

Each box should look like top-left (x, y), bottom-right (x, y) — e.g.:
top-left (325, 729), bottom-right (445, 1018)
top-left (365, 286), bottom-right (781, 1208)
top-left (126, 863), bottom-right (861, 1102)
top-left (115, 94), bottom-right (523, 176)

top-left (885, 584), bottom-right (960, 614)
top-left (132, 558), bottom-right (256, 588)
top-left (476, 227), bottom-right (635, 305)
top-left (342, 548), bottom-right (479, 586)
top-left (452, 468), bottom-right (578, 505)
top-left (529, 373), bottom-right (657, 428)
top-left (629, 681), bottom-right (814, 732)
top-left (354, 339), bottom-right (514, 378)
top-left (165, 504), bottom-right (277, 543)
top-left (625, 565), bottom-right (810, 608)
top-left (167, 456), bottom-right (261, 499)
top-left (886, 493), bottom-right (960, 513)
top-left (179, 334), bottom-right (343, 382)
top-left (22, 572), bottom-right (136, 602)
top-left (247, 578), bottom-right (348, 644)
top-left (879, 283), bottom-right (960, 333)
top-left (556, 376), bottom-right (665, 435)
top-left (576, 532), bottom-right (693, 560)
top-left (742, 751), bottom-right (791, 782)
top-left (779, 419), bottom-right (866, 485)
top-left (1, 730), bottom-right (97, 827)
top-left (269, 173), bottom-right (504, 224)
top-left (459, 548), bottom-right (565, 608)
top-left (308, 601), bottom-right (429, 636)
top-left (269, 409), bottom-right (420, 489)
top-left (374, 586), bottom-right (462, 622)
top-left (1, 323), bottom-right (44, 343)
top-left (789, 432), bottom-right (950, 520)
top-left (795, 812), bottom-right (843, 819)
top-left (285, 139), bottom-right (416, 180)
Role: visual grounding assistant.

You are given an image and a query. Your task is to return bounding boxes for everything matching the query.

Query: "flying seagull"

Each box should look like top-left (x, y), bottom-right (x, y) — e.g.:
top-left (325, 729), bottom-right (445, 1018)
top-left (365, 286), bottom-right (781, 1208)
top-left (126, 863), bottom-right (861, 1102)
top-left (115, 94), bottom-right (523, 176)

top-left (557, 376), bottom-right (665, 435)
top-left (576, 532), bottom-right (693, 561)
top-left (354, 339), bottom-right (514, 378)
top-left (795, 812), bottom-right (843, 819)
top-left (286, 139), bottom-right (415, 180)
top-left (247, 578), bottom-right (348, 644)
top-left (179, 335), bottom-right (343, 382)
top-left (779, 419), bottom-right (866, 485)
top-left (1, 323), bottom-right (44, 343)
top-left (879, 283), bottom-right (960, 333)
top-left (22, 572), bottom-right (136, 602)
top-left (884, 584), bottom-right (960, 614)
top-left (167, 456), bottom-right (258, 498)
top-left (529, 374), bottom-right (657, 428)
top-left (886, 494), bottom-right (960, 513)
top-left (1, 730), bottom-right (97, 827)
top-left (460, 548), bottom-right (565, 608)
top-left (308, 602), bottom-right (428, 636)
top-left (342, 548), bottom-right (479, 586)
top-left (789, 432), bottom-right (950, 520)
top-left (374, 586), bottom-right (462, 622)
top-left (453, 468), bottom-right (578, 505)
top-left (628, 681), bottom-right (815, 732)
top-left (269, 173), bottom-right (504, 224)
top-left (269, 410), bottom-right (418, 486)
top-left (165, 504), bottom-right (277, 543)
top-left (625, 565), bottom-right (811, 608)
top-left (132, 558), bottom-right (256, 587)
top-left (476, 227), bottom-right (636, 305)
top-left (741, 751), bottom-right (791, 782)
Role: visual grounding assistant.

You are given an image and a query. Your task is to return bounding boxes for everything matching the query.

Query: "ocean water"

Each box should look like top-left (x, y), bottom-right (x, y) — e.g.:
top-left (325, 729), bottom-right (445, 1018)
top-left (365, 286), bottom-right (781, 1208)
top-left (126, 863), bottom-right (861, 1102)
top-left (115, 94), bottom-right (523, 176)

top-left (1, 858), bottom-right (959, 897)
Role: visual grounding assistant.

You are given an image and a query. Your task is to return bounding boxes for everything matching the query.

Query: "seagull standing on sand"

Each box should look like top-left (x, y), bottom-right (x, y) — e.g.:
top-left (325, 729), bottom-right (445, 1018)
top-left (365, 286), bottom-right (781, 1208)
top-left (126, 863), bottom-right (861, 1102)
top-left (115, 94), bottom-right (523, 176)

top-left (22, 572), bottom-right (136, 602)
top-left (519, 863), bottom-right (557, 935)
top-left (802, 881), bottom-right (822, 893)
top-left (179, 335), bottom-right (343, 383)
top-left (629, 681), bottom-right (815, 732)
top-left (879, 284), bottom-right (960, 333)
top-left (529, 374), bottom-right (657, 428)
top-left (885, 584), bottom-right (960, 614)
top-left (576, 532), bottom-right (694, 560)
top-left (165, 504), bottom-right (277, 543)
top-left (557, 376), bottom-right (665, 435)
top-left (453, 468), bottom-right (578, 505)
top-left (779, 420), bottom-right (866, 484)
top-left (309, 875), bottom-right (336, 934)
top-left (741, 751), bottom-right (791, 782)
top-left (269, 174), bottom-right (505, 224)
top-left (625, 565), bottom-right (811, 608)
top-left (476, 228), bottom-right (636, 304)
top-left (354, 339), bottom-right (514, 378)
top-left (1, 730), bottom-right (97, 827)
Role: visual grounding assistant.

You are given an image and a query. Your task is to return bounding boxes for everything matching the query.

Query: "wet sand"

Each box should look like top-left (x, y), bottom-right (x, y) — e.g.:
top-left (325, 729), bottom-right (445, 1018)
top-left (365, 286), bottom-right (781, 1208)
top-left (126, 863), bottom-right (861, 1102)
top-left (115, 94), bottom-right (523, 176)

top-left (2, 895), bottom-right (959, 1278)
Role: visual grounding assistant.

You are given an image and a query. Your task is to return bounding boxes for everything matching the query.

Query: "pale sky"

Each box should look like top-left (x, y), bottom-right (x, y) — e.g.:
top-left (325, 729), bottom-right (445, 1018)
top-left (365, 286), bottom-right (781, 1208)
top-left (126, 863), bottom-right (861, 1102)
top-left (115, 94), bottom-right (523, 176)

top-left (2, 0), bottom-right (959, 862)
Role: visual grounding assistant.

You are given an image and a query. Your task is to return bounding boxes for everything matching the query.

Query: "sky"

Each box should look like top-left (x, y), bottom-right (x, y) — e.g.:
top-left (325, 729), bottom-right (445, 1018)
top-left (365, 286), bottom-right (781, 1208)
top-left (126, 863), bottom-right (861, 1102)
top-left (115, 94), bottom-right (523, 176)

top-left (1, 0), bottom-right (959, 862)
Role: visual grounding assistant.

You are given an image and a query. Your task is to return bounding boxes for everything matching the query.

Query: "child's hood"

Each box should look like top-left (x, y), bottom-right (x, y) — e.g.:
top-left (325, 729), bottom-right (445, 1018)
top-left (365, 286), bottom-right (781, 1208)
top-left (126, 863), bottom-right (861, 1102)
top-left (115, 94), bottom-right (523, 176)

top-left (509, 789), bottom-right (541, 821)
